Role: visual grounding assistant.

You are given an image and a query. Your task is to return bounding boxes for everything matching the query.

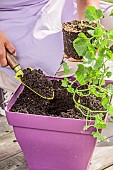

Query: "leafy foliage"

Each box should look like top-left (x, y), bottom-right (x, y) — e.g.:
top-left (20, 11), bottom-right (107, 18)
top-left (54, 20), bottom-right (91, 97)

top-left (110, 9), bottom-right (113, 17)
top-left (84, 6), bottom-right (104, 22)
top-left (62, 6), bottom-right (113, 141)
top-left (63, 62), bottom-right (70, 75)
top-left (73, 33), bottom-right (90, 56)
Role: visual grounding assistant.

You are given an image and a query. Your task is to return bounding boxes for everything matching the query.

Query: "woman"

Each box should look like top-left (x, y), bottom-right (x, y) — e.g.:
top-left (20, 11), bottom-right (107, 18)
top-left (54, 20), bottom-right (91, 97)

top-left (2, 0), bottom-right (113, 115)
top-left (1, 0), bottom-right (113, 93)
top-left (0, 0), bottom-right (100, 87)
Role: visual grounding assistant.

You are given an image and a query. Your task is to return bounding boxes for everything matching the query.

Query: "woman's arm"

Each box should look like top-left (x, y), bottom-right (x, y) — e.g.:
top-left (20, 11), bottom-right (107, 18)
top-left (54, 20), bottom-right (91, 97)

top-left (0, 32), bottom-right (15, 67)
top-left (76, 0), bottom-right (100, 20)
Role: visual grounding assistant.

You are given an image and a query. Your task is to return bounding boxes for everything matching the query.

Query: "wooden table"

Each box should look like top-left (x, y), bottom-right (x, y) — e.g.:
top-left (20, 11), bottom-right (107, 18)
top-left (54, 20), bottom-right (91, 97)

top-left (0, 116), bottom-right (113, 170)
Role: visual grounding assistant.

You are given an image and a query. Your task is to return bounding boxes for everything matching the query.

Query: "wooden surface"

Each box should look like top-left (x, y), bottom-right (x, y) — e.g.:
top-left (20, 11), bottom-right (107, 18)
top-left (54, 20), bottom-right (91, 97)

top-left (105, 166), bottom-right (113, 170)
top-left (0, 116), bottom-right (113, 170)
top-left (89, 145), bottom-right (113, 170)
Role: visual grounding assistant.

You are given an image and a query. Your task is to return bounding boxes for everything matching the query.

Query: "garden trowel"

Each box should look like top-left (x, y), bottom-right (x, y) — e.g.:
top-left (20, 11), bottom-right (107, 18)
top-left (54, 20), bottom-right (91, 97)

top-left (6, 52), bottom-right (54, 100)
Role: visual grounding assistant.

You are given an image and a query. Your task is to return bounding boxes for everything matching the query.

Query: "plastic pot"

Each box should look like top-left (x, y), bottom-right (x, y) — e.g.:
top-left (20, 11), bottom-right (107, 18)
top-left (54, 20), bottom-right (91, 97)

top-left (5, 83), bottom-right (100, 170)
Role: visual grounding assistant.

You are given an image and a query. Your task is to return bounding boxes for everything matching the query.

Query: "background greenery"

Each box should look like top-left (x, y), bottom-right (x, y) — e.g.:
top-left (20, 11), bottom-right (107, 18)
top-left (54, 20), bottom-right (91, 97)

top-left (102, 0), bottom-right (113, 3)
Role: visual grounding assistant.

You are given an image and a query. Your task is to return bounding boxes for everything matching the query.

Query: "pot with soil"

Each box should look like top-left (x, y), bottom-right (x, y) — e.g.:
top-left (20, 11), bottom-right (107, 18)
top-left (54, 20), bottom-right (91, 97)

top-left (62, 20), bottom-right (96, 61)
top-left (5, 6), bottom-right (113, 170)
top-left (5, 68), bottom-right (113, 170)
top-left (5, 70), bottom-right (99, 170)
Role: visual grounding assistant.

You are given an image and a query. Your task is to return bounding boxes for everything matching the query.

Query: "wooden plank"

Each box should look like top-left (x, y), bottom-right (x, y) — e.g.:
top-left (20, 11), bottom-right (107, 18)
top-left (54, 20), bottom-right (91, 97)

top-left (0, 116), bottom-right (113, 170)
top-left (1, 145), bottom-right (113, 170)
top-left (97, 136), bottom-right (113, 147)
top-left (0, 116), bottom-right (13, 137)
top-left (0, 131), bottom-right (113, 170)
top-left (104, 165), bottom-right (113, 170)
top-left (0, 132), bottom-right (21, 161)
top-left (89, 145), bottom-right (113, 170)
top-left (100, 122), bottom-right (113, 139)
top-left (0, 152), bottom-right (27, 170)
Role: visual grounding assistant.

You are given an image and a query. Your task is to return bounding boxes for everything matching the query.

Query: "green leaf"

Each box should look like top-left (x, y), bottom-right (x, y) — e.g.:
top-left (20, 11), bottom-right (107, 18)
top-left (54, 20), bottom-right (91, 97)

top-left (84, 125), bottom-right (90, 130)
top-left (106, 72), bottom-right (112, 78)
top-left (73, 33), bottom-right (90, 56)
top-left (75, 64), bottom-right (86, 85)
top-left (98, 48), bottom-right (106, 58)
top-left (101, 39), bottom-right (109, 48)
top-left (85, 51), bottom-right (94, 59)
top-left (110, 9), bottom-right (113, 17)
top-left (92, 131), bottom-right (106, 141)
top-left (94, 59), bottom-right (103, 69)
top-left (88, 44), bottom-right (96, 54)
top-left (93, 78), bottom-right (98, 85)
top-left (84, 45), bottom-right (96, 61)
top-left (108, 104), bottom-right (113, 116)
top-left (91, 27), bottom-right (104, 38)
top-left (106, 84), bottom-right (113, 96)
top-left (61, 77), bottom-right (69, 88)
top-left (63, 62), bottom-right (70, 75)
top-left (100, 79), bottom-right (105, 86)
top-left (83, 57), bottom-right (96, 68)
top-left (106, 49), bottom-right (113, 60)
top-left (95, 122), bottom-right (107, 130)
top-left (89, 86), bottom-right (105, 98)
top-left (85, 6), bottom-right (104, 22)
top-left (95, 113), bottom-right (103, 120)
top-left (67, 85), bottom-right (74, 94)
top-left (94, 113), bottom-right (107, 130)
top-left (95, 70), bottom-right (101, 77)
top-left (87, 29), bottom-right (94, 36)
top-left (107, 29), bottom-right (113, 41)
top-left (101, 97), bottom-right (109, 109)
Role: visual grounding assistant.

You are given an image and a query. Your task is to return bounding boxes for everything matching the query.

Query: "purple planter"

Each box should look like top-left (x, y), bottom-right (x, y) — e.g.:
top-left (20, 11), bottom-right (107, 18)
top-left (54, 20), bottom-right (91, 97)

top-left (5, 80), bottom-right (113, 170)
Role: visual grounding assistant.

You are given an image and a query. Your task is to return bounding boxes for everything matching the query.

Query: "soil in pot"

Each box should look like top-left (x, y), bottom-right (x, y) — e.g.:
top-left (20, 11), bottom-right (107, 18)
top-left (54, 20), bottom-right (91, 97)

top-left (62, 20), bottom-right (96, 60)
top-left (10, 69), bottom-right (105, 120)
top-left (19, 68), bottom-right (54, 99)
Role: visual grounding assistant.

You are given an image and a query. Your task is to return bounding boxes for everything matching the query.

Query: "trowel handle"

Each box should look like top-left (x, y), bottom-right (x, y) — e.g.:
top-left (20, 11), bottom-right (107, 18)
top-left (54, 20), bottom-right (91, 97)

top-left (6, 51), bottom-right (21, 73)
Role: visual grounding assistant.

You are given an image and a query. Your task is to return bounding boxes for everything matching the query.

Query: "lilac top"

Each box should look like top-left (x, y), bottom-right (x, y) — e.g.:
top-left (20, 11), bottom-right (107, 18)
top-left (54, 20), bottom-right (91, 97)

top-left (0, 0), bottom-right (108, 78)
top-left (0, 0), bottom-right (77, 77)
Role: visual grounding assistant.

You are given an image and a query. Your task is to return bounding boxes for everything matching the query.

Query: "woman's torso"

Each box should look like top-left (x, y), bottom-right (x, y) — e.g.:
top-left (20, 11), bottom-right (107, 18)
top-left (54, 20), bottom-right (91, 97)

top-left (0, 0), bottom-right (76, 77)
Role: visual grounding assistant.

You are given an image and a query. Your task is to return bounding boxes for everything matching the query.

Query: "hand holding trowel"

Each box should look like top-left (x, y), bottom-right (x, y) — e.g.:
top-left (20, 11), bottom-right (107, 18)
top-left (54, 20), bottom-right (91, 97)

top-left (6, 51), bottom-right (54, 100)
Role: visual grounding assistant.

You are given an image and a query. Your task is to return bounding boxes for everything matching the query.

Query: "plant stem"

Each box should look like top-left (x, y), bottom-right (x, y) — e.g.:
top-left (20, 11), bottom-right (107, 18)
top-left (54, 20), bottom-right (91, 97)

top-left (73, 90), bottom-right (106, 117)
top-left (80, 21), bottom-right (95, 30)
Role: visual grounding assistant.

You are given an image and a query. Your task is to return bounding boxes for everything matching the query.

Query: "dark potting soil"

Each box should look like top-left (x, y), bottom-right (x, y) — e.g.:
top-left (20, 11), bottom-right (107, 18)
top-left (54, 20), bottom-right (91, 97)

top-left (11, 70), bottom-right (105, 120)
top-left (62, 20), bottom-right (96, 60)
top-left (20, 68), bottom-right (54, 99)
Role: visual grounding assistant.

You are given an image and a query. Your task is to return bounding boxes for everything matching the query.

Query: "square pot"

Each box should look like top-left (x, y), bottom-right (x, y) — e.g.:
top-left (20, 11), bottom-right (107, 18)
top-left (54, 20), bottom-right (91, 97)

top-left (6, 80), bottom-right (113, 170)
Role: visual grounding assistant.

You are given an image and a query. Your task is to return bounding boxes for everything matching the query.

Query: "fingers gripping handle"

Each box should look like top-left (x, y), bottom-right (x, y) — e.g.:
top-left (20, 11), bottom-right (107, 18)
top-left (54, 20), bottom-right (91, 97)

top-left (6, 52), bottom-right (22, 73)
top-left (6, 52), bottom-right (19, 69)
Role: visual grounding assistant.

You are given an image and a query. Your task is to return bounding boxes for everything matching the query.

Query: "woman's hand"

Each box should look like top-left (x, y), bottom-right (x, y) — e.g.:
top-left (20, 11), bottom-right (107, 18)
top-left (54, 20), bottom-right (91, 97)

top-left (76, 0), bottom-right (100, 20)
top-left (0, 32), bottom-right (15, 67)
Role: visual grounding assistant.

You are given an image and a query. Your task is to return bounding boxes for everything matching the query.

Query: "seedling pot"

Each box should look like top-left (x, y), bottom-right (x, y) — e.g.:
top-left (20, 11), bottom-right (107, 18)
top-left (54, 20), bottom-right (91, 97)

top-left (62, 20), bottom-right (96, 61)
top-left (5, 80), bottom-right (112, 170)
